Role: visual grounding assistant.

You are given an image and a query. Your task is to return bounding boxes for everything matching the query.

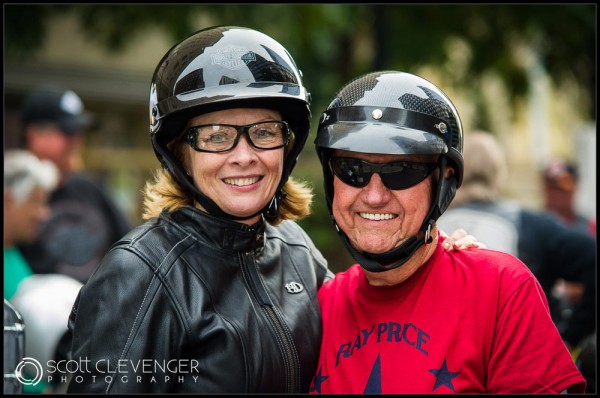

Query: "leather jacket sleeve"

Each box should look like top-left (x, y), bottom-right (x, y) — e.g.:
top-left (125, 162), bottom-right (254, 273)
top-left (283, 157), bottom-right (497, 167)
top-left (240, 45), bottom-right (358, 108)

top-left (67, 225), bottom-right (198, 393)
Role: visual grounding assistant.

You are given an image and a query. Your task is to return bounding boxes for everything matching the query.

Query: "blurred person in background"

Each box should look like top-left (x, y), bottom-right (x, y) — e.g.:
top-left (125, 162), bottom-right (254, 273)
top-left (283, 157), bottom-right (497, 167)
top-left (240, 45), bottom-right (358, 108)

top-left (542, 158), bottom-right (596, 235)
top-left (541, 158), bottom-right (596, 392)
top-left (4, 149), bottom-right (83, 394)
top-left (17, 85), bottom-right (132, 283)
top-left (4, 149), bottom-right (59, 300)
top-left (436, 131), bottom-right (596, 392)
top-left (311, 72), bottom-right (585, 393)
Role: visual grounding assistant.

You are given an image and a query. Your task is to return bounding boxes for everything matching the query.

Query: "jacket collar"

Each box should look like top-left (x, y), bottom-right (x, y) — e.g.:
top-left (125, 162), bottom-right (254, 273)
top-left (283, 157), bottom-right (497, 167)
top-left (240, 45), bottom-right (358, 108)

top-left (169, 206), bottom-right (266, 252)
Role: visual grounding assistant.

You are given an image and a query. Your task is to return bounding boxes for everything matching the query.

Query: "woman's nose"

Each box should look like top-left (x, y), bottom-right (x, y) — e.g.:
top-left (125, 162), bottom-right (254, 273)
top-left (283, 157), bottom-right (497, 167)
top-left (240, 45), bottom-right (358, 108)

top-left (228, 134), bottom-right (258, 165)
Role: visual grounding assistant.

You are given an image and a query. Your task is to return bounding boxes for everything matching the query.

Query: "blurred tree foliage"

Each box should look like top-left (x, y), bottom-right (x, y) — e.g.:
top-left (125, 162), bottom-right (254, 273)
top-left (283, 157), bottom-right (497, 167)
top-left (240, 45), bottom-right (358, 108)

top-left (6, 4), bottom-right (595, 118)
top-left (5, 4), bottom-right (595, 272)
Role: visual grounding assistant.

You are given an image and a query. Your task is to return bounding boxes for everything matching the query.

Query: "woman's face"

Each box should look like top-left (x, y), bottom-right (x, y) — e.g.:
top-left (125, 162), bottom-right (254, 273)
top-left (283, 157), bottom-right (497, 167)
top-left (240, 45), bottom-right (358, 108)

top-left (184, 108), bottom-right (285, 225)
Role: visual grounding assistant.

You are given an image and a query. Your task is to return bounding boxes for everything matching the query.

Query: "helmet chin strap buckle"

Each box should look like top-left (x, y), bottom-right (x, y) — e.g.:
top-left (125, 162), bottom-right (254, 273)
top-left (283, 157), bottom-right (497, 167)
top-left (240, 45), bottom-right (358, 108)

top-left (264, 190), bottom-right (287, 221)
top-left (424, 223), bottom-right (433, 244)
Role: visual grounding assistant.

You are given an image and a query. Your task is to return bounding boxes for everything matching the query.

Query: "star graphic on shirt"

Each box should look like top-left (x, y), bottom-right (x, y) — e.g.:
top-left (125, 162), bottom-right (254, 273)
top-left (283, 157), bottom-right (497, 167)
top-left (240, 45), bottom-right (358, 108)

top-left (309, 366), bottom-right (329, 394)
top-left (428, 358), bottom-right (460, 391)
top-left (364, 353), bottom-right (382, 393)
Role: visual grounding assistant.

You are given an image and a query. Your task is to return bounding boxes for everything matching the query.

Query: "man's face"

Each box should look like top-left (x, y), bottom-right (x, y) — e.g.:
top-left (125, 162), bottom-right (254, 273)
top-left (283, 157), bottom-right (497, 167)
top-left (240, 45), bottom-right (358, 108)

top-left (331, 149), bottom-right (435, 254)
top-left (27, 124), bottom-right (84, 178)
top-left (543, 174), bottom-right (576, 215)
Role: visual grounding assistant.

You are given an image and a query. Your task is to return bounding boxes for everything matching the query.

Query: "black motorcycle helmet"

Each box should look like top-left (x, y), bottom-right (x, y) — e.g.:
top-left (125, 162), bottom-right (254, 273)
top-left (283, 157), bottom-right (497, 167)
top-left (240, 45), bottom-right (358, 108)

top-left (149, 26), bottom-right (311, 221)
top-left (315, 71), bottom-right (464, 272)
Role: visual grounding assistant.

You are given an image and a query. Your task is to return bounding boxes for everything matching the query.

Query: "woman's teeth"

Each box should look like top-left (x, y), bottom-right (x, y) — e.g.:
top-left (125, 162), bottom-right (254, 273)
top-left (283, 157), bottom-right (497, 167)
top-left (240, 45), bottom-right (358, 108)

top-left (223, 177), bottom-right (260, 186)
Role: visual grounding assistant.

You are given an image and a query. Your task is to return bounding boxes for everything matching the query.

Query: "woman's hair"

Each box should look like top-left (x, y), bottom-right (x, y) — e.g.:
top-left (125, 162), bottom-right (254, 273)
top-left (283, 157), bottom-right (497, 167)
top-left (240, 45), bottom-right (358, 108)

top-left (142, 170), bottom-right (313, 226)
top-left (141, 135), bottom-right (313, 226)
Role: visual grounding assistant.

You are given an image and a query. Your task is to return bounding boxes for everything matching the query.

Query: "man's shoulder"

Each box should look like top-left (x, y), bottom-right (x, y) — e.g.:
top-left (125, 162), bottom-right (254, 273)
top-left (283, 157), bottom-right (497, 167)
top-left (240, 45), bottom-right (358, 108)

top-left (320, 264), bottom-right (361, 290)
top-left (445, 245), bottom-right (534, 283)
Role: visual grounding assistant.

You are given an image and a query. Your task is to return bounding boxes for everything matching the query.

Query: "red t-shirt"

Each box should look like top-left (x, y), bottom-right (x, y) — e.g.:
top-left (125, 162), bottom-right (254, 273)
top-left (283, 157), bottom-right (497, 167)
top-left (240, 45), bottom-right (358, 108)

top-left (311, 238), bottom-right (585, 394)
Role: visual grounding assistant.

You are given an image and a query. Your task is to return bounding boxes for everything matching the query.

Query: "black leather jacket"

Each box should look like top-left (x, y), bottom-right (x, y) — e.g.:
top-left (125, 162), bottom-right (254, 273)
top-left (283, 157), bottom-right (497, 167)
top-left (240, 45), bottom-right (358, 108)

top-left (67, 206), bottom-right (332, 393)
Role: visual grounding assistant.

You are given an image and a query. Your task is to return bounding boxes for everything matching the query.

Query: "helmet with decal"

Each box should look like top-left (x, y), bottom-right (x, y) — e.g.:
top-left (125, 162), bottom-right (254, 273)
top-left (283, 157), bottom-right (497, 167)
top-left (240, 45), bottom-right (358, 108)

top-left (149, 26), bottom-right (311, 221)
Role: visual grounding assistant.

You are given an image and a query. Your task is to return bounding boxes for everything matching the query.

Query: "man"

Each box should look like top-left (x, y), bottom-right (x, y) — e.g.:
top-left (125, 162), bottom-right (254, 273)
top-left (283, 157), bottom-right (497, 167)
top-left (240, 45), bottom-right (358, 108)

top-left (17, 85), bottom-right (132, 283)
top-left (310, 71), bottom-right (585, 393)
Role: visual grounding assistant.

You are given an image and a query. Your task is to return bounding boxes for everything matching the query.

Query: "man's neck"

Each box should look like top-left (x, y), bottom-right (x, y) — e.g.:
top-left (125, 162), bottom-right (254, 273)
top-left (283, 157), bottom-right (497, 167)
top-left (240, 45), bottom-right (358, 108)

top-left (363, 232), bottom-right (439, 287)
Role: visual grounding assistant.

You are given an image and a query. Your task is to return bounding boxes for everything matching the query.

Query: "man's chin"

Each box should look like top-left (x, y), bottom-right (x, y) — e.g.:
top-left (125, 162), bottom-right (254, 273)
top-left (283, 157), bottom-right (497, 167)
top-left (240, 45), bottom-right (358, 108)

top-left (355, 242), bottom-right (397, 255)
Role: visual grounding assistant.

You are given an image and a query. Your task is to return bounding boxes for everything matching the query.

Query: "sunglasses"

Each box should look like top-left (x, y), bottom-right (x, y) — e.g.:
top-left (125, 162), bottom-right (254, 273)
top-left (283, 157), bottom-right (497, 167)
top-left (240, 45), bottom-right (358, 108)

top-left (330, 157), bottom-right (438, 190)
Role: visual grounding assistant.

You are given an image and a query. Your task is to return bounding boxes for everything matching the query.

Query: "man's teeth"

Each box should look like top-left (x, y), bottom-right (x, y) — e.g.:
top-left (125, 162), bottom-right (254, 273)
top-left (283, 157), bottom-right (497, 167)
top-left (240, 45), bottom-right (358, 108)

top-left (224, 177), bottom-right (260, 186)
top-left (359, 213), bottom-right (396, 221)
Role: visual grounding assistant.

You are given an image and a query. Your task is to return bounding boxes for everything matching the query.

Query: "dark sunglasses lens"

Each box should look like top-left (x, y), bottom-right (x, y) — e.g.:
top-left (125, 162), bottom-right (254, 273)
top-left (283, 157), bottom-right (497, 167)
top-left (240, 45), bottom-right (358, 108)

top-left (380, 164), bottom-right (432, 189)
top-left (332, 158), bottom-right (435, 190)
top-left (332, 158), bottom-right (370, 187)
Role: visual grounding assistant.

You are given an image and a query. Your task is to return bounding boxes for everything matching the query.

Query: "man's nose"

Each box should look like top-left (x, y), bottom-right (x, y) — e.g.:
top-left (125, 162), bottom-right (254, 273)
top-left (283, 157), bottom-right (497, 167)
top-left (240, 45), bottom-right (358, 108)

top-left (361, 173), bottom-right (391, 206)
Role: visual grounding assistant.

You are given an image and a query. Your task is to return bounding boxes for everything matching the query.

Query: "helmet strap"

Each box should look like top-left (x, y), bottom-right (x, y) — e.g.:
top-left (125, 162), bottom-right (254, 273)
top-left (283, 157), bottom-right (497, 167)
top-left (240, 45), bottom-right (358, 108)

top-left (419, 156), bottom-right (458, 237)
top-left (337, 224), bottom-right (427, 273)
top-left (264, 190), bottom-right (287, 222)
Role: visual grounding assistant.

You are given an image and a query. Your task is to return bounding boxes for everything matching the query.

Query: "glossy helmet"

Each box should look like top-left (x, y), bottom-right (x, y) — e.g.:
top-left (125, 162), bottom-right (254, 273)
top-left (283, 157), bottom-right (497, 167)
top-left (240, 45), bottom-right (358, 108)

top-left (315, 71), bottom-right (464, 272)
top-left (149, 26), bottom-right (311, 221)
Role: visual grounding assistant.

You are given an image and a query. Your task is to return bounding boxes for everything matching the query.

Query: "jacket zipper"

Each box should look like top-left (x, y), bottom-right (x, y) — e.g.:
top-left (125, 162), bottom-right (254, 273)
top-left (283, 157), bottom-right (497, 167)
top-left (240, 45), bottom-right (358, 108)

top-left (240, 250), bottom-right (299, 393)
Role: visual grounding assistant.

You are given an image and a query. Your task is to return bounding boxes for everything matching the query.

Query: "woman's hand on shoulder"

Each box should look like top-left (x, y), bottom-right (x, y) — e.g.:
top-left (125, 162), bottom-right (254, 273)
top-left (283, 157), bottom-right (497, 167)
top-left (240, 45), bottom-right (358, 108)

top-left (441, 228), bottom-right (486, 251)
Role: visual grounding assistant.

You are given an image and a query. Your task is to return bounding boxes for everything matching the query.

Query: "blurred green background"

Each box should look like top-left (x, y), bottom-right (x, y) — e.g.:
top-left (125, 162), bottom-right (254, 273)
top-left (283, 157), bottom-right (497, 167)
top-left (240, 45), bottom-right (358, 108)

top-left (4, 4), bottom-right (596, 273)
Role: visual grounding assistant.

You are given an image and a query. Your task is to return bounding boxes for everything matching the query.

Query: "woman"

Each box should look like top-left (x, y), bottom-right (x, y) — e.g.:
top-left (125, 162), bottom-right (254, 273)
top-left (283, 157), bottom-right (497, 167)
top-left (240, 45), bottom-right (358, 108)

top-left (67, 25), bottom-right (330, 394)
top-left (67, 26), bottom-right (478, 394)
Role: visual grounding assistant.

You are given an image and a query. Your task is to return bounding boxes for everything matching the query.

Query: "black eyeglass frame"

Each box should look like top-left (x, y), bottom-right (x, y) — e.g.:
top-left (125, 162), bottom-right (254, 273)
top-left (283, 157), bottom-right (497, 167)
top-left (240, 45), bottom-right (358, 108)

top-left (330, 156), bottom-right (438, 190)
top-left (184, 121), bottom-right (291, 153)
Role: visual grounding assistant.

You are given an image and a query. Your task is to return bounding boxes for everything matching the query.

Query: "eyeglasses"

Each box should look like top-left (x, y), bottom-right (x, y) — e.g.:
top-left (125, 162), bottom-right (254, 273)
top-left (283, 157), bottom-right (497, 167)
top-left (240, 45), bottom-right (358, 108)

top-left (330, 157), bottom-right (438, 190)
top-left (184, 121), bottom-right (290, 153)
